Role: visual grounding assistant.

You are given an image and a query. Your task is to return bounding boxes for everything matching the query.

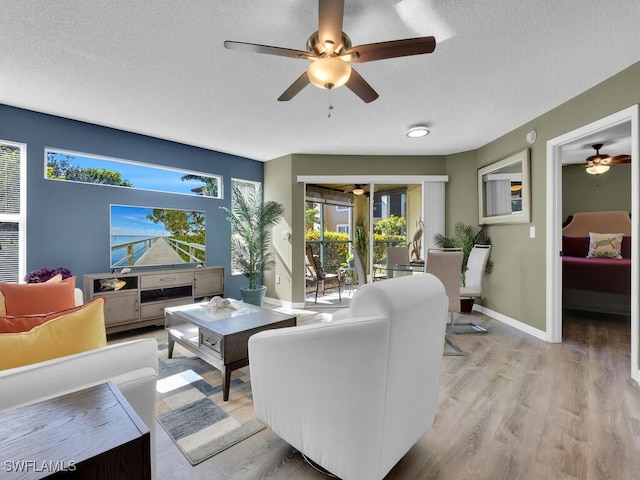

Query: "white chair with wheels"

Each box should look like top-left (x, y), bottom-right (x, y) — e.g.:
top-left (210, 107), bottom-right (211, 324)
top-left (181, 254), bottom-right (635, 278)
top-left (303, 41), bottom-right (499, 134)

top-left (426, 248), bottom-right (465, 356)
top-left (457, 244), bottom-right (492, 334)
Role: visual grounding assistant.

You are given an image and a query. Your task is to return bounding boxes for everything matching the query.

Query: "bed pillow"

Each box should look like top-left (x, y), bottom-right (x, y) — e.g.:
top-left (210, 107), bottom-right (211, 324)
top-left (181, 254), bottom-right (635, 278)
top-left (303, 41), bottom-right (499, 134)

top-left (562, 236), bottom-right (590, 257)
top-left (0, 297), bottom-right (106, 370)
top-left (0, 276), bottom-right (77, 316)
top-left (587, 232), bottom-right (623, 259)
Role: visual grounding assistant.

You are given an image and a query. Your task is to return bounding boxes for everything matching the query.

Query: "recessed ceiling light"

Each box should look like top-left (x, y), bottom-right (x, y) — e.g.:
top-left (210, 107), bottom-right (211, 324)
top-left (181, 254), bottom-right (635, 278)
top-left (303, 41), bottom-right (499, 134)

top-left (406, 126), bottom-right (430, 138)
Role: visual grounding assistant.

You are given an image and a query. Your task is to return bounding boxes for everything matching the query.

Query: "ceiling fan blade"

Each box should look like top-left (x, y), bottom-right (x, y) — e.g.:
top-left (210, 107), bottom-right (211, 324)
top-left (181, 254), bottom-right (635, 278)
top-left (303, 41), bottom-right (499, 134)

top-left (278, 72), bottom-right (311, 101)
top-left (318, 0), bottom-right (344, 47)
top-left (586, 154), bottom-right (631, 165)
top-left (609, 154), bottom-right (632, 164)
top-left (346, 36), bottom-right (436, 63)
top-left (346, 68), bottom-right (379, 103)
top-left (224, 40), bottom-right (312, 60)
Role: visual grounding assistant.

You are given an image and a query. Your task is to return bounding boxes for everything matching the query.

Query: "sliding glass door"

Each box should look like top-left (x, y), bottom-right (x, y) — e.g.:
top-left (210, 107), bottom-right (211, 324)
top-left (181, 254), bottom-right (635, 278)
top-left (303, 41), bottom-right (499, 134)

top-left (300, 175), bottom-right (446, 299)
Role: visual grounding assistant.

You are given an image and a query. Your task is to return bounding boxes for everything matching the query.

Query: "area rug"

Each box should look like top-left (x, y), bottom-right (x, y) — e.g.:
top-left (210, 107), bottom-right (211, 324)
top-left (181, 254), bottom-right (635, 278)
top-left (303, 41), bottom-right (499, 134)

top-left (155, 343), bottom-right (265, 465)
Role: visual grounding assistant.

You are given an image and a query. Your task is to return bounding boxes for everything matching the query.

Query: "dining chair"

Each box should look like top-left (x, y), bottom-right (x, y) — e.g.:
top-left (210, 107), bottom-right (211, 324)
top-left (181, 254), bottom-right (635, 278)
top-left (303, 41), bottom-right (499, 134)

top-left (385, 245), bottom-right (411, 279)
top-left (353, 248), bottom-right (368, 288)
top-left (457, 244), bottom-right (492, 334)
top-left (426, 248), bottom-right (464, 356)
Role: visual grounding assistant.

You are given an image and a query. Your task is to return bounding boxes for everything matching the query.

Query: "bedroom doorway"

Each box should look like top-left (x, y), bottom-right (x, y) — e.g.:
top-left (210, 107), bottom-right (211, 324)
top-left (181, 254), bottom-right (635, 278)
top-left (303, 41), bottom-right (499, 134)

top-left (546, 104), bottom-right (639, 383)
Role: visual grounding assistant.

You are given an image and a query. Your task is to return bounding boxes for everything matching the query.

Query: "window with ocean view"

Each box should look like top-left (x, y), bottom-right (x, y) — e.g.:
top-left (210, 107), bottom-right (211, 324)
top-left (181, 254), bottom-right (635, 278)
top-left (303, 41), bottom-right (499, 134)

top-left (45, 148), bottom-right (222, 199)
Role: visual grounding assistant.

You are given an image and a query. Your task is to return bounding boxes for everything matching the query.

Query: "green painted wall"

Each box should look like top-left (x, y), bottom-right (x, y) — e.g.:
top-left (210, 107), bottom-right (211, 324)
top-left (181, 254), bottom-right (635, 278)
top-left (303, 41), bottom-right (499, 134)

top-left (445, 150), bottom-right (478, 232)
top-left (263, 156), bottom-right (295, 303)
top-left (448, 60), bottom-right (640, 332)
top-left (562, 163), bottom-right (631, 219)
top-left (291, 154), bottom-right (446, 176)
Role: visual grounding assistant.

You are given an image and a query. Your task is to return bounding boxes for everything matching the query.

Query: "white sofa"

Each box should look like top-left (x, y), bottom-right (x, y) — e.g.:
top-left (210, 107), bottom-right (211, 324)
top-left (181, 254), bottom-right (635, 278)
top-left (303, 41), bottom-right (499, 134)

top-left (0, 338), bottom-right (159, 479)
top-left (74, 287), bottom-right (84, 306)
top-left (248, 273), bottom-right (448, 480)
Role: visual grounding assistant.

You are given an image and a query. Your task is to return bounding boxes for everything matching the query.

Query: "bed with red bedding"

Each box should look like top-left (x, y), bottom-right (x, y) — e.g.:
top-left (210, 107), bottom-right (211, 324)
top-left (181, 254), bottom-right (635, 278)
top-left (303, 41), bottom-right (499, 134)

top-left (562, 211), bottom-right (631, 316)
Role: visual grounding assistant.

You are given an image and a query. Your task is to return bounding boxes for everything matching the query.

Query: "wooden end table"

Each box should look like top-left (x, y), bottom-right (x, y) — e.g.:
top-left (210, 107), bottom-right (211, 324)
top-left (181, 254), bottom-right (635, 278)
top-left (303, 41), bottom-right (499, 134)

top-left (165, 300), bottom-right (296, 401)
top-left (0, 382), bottom-right (150, 479)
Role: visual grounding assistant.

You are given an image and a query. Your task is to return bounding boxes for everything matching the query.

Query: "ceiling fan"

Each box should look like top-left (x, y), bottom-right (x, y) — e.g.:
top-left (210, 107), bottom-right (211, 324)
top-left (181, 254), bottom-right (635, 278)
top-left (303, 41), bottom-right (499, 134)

top-left (223, 0), bottom-right (436, 103)
top-left (583, 143), bottom-right (631, 175)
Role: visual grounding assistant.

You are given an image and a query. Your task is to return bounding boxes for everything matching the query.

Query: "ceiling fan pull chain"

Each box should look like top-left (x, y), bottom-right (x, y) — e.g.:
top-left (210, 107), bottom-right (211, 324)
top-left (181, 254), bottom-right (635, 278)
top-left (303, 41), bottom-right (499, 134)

top-left (328, 88), bottom-right (334, 118)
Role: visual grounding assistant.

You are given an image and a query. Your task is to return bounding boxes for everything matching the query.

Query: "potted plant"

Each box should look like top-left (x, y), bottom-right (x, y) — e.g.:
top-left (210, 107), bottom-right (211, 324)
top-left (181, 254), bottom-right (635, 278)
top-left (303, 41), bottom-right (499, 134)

top-left (221, 185), bottom-right (285, 306)
top-left (24, 267), bottom-right (72, 283)
top-left (433, 222), bottom-right (493, 312)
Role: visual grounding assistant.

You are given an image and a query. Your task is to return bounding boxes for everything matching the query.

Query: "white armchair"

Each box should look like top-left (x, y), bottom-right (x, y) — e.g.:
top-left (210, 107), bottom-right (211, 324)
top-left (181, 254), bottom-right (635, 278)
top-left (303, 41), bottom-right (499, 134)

top-left (248, 273), bottom-right (448, 480)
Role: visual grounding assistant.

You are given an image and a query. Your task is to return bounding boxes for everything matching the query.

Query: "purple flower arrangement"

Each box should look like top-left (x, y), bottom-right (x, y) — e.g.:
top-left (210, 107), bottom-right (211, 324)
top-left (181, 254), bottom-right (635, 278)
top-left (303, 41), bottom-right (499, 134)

top-left (24, 267), bottom-right (73, 283)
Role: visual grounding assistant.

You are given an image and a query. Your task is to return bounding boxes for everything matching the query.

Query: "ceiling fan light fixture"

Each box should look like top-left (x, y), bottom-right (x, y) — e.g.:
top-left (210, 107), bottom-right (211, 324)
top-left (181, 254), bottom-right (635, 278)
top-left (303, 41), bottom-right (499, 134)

top-left (307, 56), bottom-right (352, 89)
top-left (586, 164), bottom-right (610, 175)
top-left (406, 126), bottom-right (430, 138)
top-left (352, 185), bottom-right (364, 196)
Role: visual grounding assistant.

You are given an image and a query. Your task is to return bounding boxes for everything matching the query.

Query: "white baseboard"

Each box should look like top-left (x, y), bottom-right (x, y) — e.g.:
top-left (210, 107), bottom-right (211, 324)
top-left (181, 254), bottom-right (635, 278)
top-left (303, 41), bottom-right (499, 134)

top-left (263, 296), bottom-right (306, 310)
top-left (473, 304), bottom-right (549, 342)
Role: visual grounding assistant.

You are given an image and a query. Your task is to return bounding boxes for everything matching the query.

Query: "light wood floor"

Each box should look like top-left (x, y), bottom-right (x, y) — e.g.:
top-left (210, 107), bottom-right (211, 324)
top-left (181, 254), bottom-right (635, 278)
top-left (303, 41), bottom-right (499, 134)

top-left (114, 308), bottom-right (640, 480)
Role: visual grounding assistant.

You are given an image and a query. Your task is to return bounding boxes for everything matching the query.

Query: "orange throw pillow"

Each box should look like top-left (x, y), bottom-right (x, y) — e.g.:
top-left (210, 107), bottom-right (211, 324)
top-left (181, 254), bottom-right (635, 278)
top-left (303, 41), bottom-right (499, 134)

top-left (0, 297), bottom-right (107, 370)
top-left (0, 301), bottom-right (91, 333)
top-left (0, 276), bottom-right (77, 316)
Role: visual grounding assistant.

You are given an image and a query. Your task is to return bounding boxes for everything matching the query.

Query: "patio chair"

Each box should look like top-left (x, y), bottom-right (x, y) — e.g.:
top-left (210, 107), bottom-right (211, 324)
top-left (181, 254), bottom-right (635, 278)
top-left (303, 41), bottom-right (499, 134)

top-left (306, 244), bottom-right (341, 303)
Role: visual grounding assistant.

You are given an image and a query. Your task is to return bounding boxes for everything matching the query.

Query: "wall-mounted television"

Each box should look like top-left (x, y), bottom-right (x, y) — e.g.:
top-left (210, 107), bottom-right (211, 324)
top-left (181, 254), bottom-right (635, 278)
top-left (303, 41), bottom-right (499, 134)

top-left (110, 204), bottom-right (206, 269)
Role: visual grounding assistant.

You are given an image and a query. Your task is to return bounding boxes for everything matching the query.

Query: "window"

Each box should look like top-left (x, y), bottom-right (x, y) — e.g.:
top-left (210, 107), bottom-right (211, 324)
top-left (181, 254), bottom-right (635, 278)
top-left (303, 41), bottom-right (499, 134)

top-left (373, 191), bottom-right (405, 219)
top-left (336, 224), bottom-right (349, 233)
top-left (230, 178), bottom-right (261, 274)
top-left (45, 148), bottom-right (223, 199)
top-left (336, 205), bottom-right (348, 211)
top-left (0, 141), bottom-right (26, 283)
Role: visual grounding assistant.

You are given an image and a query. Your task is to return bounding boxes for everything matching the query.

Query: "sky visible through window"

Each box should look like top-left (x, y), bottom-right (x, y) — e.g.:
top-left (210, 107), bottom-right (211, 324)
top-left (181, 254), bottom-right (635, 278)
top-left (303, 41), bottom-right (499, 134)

top-left (46, 150), bottom-right (221, 198)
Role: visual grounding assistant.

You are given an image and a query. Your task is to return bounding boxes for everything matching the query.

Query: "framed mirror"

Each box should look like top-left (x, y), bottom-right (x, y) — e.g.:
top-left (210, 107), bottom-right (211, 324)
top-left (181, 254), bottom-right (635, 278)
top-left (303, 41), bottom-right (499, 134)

top-left (478, 148), bottom-right (530, 224)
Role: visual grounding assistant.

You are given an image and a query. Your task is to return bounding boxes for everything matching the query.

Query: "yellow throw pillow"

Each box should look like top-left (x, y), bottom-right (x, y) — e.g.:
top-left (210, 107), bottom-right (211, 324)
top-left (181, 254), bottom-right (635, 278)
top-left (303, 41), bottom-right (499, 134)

top-left (0, 297), bottom-right (107, 370)
top-left (0, 276), bottom-right (77, 316)
top-left (587, 232), bottom-right (624, 259)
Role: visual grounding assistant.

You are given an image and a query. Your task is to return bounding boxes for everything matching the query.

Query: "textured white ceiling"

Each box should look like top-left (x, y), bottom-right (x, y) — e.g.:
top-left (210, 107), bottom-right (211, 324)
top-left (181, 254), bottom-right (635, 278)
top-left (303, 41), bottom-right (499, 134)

top-left (1, 1), bottom-right (639, 162)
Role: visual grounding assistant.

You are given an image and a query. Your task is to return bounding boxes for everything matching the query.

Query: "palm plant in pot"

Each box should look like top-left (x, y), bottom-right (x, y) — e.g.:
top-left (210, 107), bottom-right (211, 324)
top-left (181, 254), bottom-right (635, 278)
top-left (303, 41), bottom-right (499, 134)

top-left (221, 185), bottom-right (285, 306)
